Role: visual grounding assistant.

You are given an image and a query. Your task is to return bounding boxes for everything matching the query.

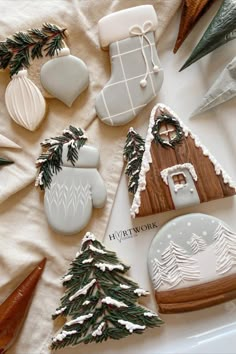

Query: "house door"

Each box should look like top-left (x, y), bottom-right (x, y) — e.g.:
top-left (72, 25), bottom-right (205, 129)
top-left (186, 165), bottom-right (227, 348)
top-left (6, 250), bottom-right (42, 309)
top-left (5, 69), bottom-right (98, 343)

top-left (166, 167), bottom-right (200, 209)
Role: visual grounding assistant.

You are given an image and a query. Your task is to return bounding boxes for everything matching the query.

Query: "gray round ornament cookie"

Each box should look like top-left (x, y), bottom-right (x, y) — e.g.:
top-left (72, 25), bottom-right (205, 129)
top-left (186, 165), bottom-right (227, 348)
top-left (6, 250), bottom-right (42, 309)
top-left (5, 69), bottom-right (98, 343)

top-left (148, 213), bottom-right (236, 313)
top-left (40, 48), bottom-right (89, 107)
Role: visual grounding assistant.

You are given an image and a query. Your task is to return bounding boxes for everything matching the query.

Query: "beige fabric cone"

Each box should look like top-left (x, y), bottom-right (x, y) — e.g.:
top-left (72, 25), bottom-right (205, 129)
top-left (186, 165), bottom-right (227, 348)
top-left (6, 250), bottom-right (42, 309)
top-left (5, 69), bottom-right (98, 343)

top-left (0, 1), bottom-right (181, 353)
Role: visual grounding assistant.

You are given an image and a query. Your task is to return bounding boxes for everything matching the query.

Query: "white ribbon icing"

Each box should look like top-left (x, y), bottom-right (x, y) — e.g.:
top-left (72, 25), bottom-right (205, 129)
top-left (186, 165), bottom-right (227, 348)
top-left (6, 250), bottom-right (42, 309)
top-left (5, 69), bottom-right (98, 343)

top-left (129, 21), bottom-right (159, 87)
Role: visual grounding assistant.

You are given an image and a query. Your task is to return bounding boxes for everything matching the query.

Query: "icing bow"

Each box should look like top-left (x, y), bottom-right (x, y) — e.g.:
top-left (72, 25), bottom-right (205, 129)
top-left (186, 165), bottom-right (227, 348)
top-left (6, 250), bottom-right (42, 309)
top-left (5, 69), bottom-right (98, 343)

top-left (129, 21), bottom-right (159, 87)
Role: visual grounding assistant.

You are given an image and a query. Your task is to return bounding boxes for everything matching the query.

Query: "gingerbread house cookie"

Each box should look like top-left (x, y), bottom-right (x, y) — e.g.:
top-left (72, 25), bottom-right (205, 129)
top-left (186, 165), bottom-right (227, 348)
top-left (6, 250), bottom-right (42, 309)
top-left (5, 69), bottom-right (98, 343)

top-left (129, 103), bottom-right (236, 217)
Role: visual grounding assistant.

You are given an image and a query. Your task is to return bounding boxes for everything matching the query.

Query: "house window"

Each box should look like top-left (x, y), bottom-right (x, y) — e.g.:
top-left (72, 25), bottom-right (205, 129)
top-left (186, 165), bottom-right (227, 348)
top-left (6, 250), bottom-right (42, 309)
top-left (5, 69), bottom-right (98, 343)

top-left (159, 122), bottom-right (177, 143)
top-left (172, 173), bottom-right (186, 186)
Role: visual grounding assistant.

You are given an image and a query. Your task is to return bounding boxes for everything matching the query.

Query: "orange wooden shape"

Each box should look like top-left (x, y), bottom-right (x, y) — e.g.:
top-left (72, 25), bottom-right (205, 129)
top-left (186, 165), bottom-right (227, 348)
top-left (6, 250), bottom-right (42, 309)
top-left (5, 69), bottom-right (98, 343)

top-left (0, 258), bottom-right (46, 353)
top-left (174, 0), bottom-right (216, 53)
top-left (155, 273), bottom-right (236, 313)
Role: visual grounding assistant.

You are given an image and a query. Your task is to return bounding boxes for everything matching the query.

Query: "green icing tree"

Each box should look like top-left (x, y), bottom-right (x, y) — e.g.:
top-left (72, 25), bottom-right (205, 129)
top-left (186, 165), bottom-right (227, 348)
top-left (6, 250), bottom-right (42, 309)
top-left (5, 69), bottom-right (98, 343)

top-left (123, 128), bottom-right (145, 194)
top-left (51, 233), bottom-right (163, 350)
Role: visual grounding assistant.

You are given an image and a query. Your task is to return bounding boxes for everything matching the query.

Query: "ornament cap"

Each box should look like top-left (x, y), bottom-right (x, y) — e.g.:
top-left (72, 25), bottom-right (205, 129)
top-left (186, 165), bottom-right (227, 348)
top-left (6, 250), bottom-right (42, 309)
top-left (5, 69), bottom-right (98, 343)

top-left (12, 69), bottom-right (28, 79)
top-left (57, 47), bottom-right (70, 57)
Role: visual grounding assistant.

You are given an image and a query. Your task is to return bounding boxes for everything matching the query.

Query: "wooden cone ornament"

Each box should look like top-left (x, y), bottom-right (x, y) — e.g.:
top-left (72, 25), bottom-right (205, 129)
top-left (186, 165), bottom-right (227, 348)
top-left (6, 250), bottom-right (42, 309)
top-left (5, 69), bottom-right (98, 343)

top-left (180, 0), bottom-right (236, 71)
top-left (0, 258), bottom-right (46, 353)
top-left (173, 0), bottom-right (216, 53)
top-left (5, 70), bottom-right (46, 131)
top-left (40, 47), bottom-right (89, 107)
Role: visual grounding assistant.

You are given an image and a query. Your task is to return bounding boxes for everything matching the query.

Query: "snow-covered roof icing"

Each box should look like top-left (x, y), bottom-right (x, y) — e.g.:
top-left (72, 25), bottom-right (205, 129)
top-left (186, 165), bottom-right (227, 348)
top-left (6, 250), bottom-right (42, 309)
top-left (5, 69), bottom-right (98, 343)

top-left (130, 103), bottom-right (236, 217)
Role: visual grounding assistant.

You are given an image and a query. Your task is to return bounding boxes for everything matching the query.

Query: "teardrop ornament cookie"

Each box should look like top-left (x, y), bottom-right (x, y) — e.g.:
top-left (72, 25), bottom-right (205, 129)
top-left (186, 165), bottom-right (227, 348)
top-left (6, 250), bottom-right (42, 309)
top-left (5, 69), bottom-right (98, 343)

top-left (40, 48), bottom-right (89, 107)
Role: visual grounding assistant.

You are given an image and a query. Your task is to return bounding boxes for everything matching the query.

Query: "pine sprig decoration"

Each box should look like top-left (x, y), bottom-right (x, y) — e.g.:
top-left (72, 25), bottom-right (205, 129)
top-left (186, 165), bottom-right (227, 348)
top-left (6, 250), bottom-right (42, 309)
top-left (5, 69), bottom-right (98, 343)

top-left (152, 114), bottom-right (184, 148)
top-left (35, 126), bottom-right (87, 190)
top-left (0, 23), bottom-right (67, 76)
top-left (0, 157), bottom-right (14, 166)
top-left (123, 128), bottom-right (145, 194)
top-left (51, 232), bottom-right (163, 350)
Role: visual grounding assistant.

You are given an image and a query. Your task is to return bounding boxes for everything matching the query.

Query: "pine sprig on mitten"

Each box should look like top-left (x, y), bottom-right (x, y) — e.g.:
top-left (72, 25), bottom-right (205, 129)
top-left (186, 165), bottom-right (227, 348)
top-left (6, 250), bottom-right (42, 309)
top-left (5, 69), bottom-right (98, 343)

top-left (35, 126), bottom-right (87, 190)
top-left (51, 232), bottom-right (163, 350)
top-left (0, 23), bottom-right (67, 76)
top-left (123, 128), bottom-right (145, 194)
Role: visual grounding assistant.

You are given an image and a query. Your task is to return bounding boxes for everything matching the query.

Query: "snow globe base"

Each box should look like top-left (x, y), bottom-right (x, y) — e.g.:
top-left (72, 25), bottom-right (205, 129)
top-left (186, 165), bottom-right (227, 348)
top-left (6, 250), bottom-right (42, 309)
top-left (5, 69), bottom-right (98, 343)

top-left (148, 213), bottom-right (236, 313)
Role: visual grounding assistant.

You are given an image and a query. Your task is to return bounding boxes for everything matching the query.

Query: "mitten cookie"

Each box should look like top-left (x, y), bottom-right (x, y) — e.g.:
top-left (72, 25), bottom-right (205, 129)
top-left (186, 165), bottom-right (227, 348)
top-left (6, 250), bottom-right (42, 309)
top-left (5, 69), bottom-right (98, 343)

top-left (95, 5), bottom-right (164, 126)
top-left (35, 126), bottom-right (107, 235)
top-left (148, 213), bottom-right (236, 313)
top-left (128, 103), bottom-right (236, 218)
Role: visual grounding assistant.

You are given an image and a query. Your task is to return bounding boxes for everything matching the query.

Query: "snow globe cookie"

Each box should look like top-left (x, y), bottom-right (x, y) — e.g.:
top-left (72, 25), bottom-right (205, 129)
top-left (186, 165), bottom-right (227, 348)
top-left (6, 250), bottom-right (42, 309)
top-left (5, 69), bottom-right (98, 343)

top-left (148, 213), bottom-right (236, 313)
top-left (35, 126), bottom-right (107, 235)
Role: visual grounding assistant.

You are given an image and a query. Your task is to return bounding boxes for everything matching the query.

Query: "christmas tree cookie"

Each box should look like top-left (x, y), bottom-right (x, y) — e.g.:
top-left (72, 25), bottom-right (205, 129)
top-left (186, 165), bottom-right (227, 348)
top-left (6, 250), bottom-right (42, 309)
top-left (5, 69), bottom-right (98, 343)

top-left (127, 103), bottom-right (236, 218)
top-left (51, 232), bottom-right (163, 349)
top-left (148, 213), bottom-right (236, 313)
top-left (35, 126), bottom-right (107, 235)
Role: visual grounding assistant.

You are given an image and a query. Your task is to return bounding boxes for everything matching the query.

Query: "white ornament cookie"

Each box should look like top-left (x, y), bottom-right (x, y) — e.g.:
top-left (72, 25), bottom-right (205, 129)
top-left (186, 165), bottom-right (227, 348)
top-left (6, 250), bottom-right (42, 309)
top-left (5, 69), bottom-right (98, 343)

top-left (95, 5), bottom-right (164, 126)
top-left (5, 70), bottom-right (46, 131)
top-left (36, 126), bottom-right (107, 235)
top-left (40, 48), bottom-right (89, 107)
top-left (148, 213), bottom-right (236, 313)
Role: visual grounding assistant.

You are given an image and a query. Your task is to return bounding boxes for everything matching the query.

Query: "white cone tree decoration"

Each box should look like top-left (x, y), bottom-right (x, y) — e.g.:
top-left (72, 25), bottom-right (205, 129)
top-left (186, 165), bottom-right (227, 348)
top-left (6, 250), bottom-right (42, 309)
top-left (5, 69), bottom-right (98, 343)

top-left (191, 56), bottom-right (236, 117)
top-left (161, 241), bottom-right (200, 288)
top-left (51, 232), bottom-right (163, 350)
top-left (189, 233), bottom-right (207, 254)
top-left (0, 134), bottom-right (21, 149)
top-left (214, 223), bottom-right (236, 275)
top-left (5, 70), bottom-right (46, 131)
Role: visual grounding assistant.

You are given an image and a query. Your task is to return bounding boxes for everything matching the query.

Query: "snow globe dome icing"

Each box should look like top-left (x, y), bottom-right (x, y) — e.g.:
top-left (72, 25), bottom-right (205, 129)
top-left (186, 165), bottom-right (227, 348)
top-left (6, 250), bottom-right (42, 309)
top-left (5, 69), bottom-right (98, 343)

top-left (148, 213), bottom-right (236, 313)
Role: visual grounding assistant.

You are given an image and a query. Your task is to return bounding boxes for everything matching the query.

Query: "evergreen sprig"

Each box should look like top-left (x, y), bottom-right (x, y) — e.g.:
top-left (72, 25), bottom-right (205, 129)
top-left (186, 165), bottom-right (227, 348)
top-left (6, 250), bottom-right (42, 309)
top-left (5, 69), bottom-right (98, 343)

top-left (51, 233), bottom-right (163, 350)
top-left (0, 157), bottom-right (13, 166)
top-left (152, 114), bottom-right (184, 148)
top-left (0, 23), bottom-right (67, 76)
top-left (123, 128), bottom-right (145, 194)
top-left (35, 126), bottom-right (87, 190)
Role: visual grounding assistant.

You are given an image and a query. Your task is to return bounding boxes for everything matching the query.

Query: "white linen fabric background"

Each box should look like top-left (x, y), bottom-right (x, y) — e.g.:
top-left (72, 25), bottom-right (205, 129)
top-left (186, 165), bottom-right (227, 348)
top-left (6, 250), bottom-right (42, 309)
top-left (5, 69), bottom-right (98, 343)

top-left (0, 1), bottom-right (182, 353)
